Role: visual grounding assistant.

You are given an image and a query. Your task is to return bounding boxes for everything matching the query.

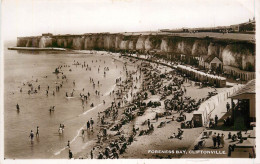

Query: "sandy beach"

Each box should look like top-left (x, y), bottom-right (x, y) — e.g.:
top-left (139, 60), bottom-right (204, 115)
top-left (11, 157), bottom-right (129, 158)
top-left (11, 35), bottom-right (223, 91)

top-left (69, 53), bottom-right (228, 159)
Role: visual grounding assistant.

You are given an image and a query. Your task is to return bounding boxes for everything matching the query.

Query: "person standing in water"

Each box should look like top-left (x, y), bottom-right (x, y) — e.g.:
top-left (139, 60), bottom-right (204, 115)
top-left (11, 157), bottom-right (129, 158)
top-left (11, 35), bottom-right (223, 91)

top-left (58, 127), bottom-right (63, 135)
top-left (36, 126), bottom-right (39, 137)
top-left (29, 130), bottom-right (34, 141)
top-left (16, 103), bottom-right (20, 111)
top-left (82, 129), bottom-right (85, 138)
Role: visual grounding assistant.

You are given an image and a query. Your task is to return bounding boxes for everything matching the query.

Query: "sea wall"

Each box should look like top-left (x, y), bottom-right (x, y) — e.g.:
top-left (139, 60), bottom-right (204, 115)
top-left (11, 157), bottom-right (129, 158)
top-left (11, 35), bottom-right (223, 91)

top-left (16, 34), bottom-right (255, 71)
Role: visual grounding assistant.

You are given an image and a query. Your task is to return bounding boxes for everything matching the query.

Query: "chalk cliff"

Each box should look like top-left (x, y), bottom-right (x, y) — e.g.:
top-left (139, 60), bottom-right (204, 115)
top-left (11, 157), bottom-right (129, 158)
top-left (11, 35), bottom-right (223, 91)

top-left (16, 34), bottom-right (255, 71)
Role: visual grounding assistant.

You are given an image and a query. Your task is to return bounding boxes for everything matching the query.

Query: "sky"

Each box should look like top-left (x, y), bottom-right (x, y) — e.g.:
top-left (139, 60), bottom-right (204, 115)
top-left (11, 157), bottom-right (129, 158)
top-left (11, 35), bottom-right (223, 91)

top-left (1, 0), bottom-right (256, 40)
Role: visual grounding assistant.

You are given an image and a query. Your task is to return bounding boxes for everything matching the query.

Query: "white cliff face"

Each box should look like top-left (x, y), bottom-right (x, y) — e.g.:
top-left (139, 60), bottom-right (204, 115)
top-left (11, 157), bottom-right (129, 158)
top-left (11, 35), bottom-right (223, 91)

top-left (115, 36), bottom-right (122, 50)
top-left (32, 38), bottom-right (39, 47)
top-left (17, 34), bottom-right (255, 72)
top-left (128, 41), bottom-right (134, 50)
top-left (17, 38), bottom-right (27, 47)
top-left (136, 36), bottom-right (146, 51)
top-left (104, 36), bottom-right (111, 50)
top-left (84, 36), bottom-right (95, 50)
top-left (119, 41), bottom-right (129, 50)
top-left (26, 39), bottom-right (32, 47)
top-left (39, 36), bottom-right (53, 48)
top-left (144, 38), bottom-right (153, 51)
top-left (222, 48), bottom-right (239, 68)
top-left (57, 38), bottom-right (66, 48)
top-left (160, 39), bottom-right (169, 52)
top-left (72, 37), bottom-right (84, 50)
top-left (207, 43), bottom-right (220, 56)
top-left (177, 41), bottom-right (185, 54)
top-left (242, 53), bottom-right (255, 70)
top-left (192, 40), bottom-right (208, 56)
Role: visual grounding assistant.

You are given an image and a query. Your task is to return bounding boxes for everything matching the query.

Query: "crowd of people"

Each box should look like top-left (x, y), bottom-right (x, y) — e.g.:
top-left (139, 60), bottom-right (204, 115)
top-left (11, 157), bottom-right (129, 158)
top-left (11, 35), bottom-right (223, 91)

top-left (17, 51), bottom-right (233, 159)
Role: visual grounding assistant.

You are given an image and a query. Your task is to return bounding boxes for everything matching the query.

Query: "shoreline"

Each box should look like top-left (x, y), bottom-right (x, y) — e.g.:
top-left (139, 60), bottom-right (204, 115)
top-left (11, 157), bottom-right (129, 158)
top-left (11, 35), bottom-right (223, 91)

top-left (8, 47), bottom-right (67, 51)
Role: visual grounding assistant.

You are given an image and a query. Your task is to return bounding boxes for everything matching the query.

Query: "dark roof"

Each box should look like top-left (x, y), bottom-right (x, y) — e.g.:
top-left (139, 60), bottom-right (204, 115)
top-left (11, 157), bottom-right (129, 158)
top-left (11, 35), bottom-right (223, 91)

top-left (205, 55), bottom-right (222, 63)
top-left (201, 55), bottom-right (209, 61)
top-left (230, 79), bottom-right (256, 98)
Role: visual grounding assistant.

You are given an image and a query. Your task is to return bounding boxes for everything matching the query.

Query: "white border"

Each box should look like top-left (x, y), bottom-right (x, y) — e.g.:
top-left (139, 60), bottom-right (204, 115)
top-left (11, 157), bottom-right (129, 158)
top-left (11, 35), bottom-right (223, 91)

top-left (0, 0), bottom-right (259, 164)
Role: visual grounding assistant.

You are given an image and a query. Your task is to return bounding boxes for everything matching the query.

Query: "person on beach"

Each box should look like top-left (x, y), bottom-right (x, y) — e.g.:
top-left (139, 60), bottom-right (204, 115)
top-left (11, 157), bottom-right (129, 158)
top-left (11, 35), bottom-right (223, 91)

top-left (147, 119), bottom-right (150, 128)
top-left (36, 126), bottom-right (39, 137)
top-left (29, 130), bottom-right (34, 141)
top-left (90, 150), bottom-right (93, 159)
top-left (217, 133), bottom-right (221, 148)
top-left (87, 121), bottom-right (90, 130)
top-left (98, 152), bottom-right (103, 159)
top-left (168, 133), bottom-right (176, 139)
top-left (215, 115), bottom-right (218, 127)
top-left (155, 113), bottom-right (159, 122)
top-left (67, 140), bottom-right (70, 148)
top-left (212, 132), bottom-right (217, 148)
top-left (82, 129), bottom-right (85, 138)
top-left (16, 103), bottom-right (20, 111)
top-left (220, 133), bottom-right (225, 148)
top-left (90, 118), bottom-right (94, 129)
top-left (69, 149), bottom-right (73, 159)
top-left (226, 102), bottom-right (230, 112)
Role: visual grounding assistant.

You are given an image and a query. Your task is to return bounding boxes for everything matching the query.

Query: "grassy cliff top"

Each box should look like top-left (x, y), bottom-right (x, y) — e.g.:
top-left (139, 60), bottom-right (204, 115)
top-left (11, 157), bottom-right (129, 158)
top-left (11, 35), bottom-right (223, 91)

top-left (122, 31), bottom-right (255, 43)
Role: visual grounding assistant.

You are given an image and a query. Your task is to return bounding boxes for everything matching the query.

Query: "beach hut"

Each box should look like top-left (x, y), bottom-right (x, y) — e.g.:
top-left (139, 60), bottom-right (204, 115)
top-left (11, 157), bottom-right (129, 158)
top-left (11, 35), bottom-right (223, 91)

top-left (229, 79), bottom-right (255, 128)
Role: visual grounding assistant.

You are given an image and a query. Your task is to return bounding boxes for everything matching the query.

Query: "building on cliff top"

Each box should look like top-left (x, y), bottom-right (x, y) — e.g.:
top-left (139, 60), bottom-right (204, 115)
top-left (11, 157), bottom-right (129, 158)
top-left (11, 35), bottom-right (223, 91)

top-left (42, 33), bottom-right (53, 36)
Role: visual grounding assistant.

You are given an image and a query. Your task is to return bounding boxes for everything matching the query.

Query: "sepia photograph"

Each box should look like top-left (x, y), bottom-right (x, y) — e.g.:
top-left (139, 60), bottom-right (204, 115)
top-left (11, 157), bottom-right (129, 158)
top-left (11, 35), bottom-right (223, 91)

top-left (0, 0), bottom-right (258, 163)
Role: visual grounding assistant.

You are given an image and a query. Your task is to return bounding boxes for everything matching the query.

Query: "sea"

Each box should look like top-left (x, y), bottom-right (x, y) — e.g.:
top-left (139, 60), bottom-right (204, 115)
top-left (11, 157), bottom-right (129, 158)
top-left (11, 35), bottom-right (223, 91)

top-left (4, 41), bottom-right (135, 159)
